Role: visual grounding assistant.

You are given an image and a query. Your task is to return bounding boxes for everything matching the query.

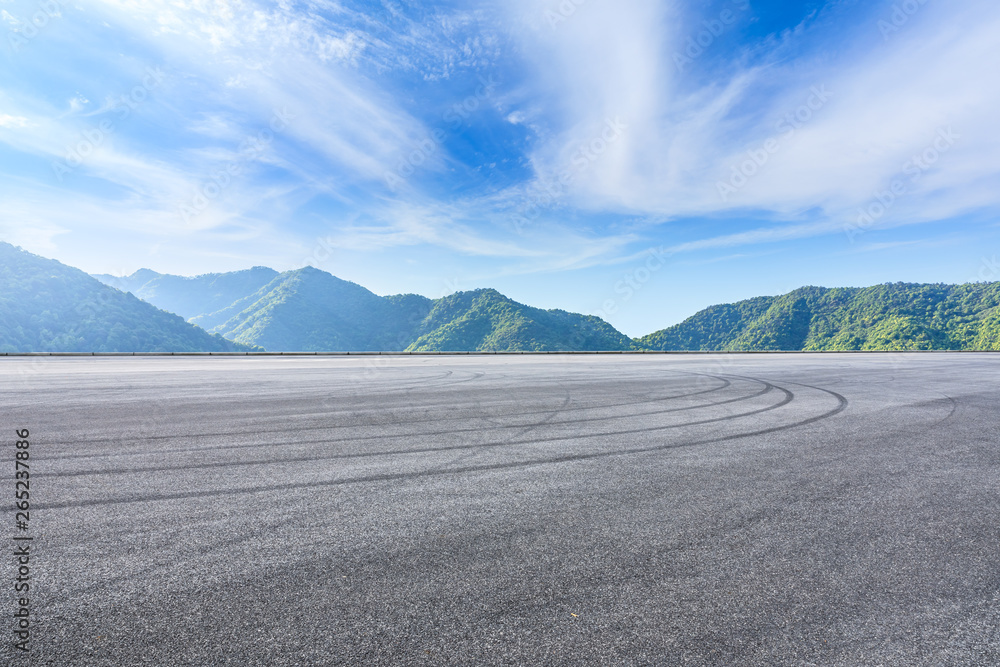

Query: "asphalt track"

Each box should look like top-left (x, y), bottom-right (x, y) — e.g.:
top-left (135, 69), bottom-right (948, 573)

top-left (1, 353), bottom-right (998, 666)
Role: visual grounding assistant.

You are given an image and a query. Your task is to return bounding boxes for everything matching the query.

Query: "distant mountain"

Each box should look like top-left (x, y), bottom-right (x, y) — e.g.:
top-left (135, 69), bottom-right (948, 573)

top-left (407, 289), bottom-right (635, 352)
top-left (23, 244), bottom-right (1000, 353)
top-left (637, 283), bottom-right (1000, 351)
top-left (204, 268), bottom-right (634, 352)
top-left (206, 267), bottom-right (432, 351)
top-left (0, 243), bottom-right (255, 353)
top-left (93, 266), bottom-right (279, 321)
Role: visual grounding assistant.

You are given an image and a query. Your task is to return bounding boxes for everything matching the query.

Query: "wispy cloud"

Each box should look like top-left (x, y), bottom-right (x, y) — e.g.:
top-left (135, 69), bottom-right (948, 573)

top-left (494, 0), bottom-right (1000, 251)
top-left (0, 0), bottom-right (997, 299)
top-left (0, 114), bottom-right (32, 128)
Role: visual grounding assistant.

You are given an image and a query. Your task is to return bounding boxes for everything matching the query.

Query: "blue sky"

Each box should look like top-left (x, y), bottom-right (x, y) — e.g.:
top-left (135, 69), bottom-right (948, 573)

top-left (2, 0), bottom-right (999, 336)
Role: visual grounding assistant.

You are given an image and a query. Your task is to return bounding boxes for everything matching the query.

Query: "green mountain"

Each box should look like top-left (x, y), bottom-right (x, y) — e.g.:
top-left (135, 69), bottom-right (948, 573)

top-left (202, 268), bottom-right (634, 352)
top-left (637, 283), bottom-right (1000, 351)
top-left (407, 289), bottom-right (635, 352)
top-left (0, 243), bottom-right (255, 353)
top-left (93, 266), bottom-right (279, 321)
top-left (23, 244), bottom-right (1000, 353)
top-left (207, 267), bottom-right (433, 351)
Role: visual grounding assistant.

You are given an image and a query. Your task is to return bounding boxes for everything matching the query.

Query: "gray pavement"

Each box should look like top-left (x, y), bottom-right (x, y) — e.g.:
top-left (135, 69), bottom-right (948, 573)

top-left (1, 353), bottom-right (998, 665)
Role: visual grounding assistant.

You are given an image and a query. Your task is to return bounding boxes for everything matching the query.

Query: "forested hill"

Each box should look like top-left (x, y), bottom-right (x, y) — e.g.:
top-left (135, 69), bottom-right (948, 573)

top-left (0, 243), bottom-right (254, 353)
top-left (637, 283), bottom-right (1000, 351)
top-left (206, 269), bottom-right (636, 352)
top-left (93, 266), bottom-right (279, 321)
top-left (205, 267), bottom-right (434, 351)
top-left (9, 241), bottom-right (1000, 352)
top-left (406, 288), bottom-right (635, 352)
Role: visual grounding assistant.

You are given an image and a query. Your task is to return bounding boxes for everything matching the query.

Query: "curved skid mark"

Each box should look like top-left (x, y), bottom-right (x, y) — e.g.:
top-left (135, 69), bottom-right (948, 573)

top-left (929, 394), bottom-right (958, 430)
top-left (42, 375), bottom-right (737, 458)
top-left (55, 379), bottom-right (754, 463)
top-left (39, 381), bottom-right (789, 479)
top-left (421, 384), bottom-right (576, 475)
top-left (34, 379), bottom-right (848, 511)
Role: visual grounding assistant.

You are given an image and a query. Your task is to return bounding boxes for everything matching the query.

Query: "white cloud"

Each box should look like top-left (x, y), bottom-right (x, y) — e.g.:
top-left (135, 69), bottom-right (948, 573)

top-left (315, 31), bottom-right (365, 63)
top-left (504, 0), bottom-right (672, 208)
top-left (3, 0), bottom-right (997, 281)
top-left (67, 95), bottom-right (89, 114)
top-left (84, 0), bottom-right (432, 183)
top-left (320, 199), bottom-right (547, 259)
top-left (0, 114), bottom-right (31, 128)
top-left (498, 0), bottom-right (1000, 253)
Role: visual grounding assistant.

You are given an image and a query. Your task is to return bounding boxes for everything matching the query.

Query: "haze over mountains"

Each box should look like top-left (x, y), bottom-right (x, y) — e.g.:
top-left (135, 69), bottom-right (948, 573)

top-left (94, 266), bottom-right (279, 321)
top-left (0, 243), bottom-right (253, 353)
top-left (93, 262), bottom-right (633, 352)
top-left (3, 242), bottom-right (1000, 352)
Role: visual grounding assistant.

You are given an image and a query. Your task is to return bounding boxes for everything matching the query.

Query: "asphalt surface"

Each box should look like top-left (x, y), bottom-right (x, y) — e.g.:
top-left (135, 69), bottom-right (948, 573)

top-left (1, 353), bottom-right (998, 666)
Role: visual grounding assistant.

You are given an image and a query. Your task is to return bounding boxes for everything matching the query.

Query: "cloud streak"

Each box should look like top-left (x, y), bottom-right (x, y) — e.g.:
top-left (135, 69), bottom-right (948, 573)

top-left (0, 0), bottom-right (996, 292)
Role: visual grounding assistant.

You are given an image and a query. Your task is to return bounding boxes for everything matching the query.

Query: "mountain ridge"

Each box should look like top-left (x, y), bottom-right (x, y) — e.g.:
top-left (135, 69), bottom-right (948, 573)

top-left (639, 283), bottom-right (1000, 351)
top-left (0, 243), bottom-right (256, 353)
top-left (205, 270), bottom-right (635, 352)
top-left (7, 243), bottom-right (1000, 352)
top-left (93, 266), bottom-right (280, 321)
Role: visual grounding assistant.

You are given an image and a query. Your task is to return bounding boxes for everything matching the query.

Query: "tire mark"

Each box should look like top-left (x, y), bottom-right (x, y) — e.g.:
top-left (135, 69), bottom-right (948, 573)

top-left (47, 379), bottom-right (754, 464)
top-left (40, 515), bottom-right (295, 612)
top-left (885, 393), bottom-right (959, 434)
top-left (423, 385), bottom-right (575, 474)
top-left (38, 381), bottom-right (790, 479)
top-left (47, 374), bottom-right (730, 446)
top-left (33, 380), bottom-right (847, 510)
top-left (42, 375), bottom-right (737, 457)
top-left (930, 394), bottom-right (959, 430)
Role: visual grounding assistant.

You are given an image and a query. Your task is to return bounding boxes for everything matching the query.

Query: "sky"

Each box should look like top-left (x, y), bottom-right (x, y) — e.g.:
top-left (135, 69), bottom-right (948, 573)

top-left (1, 0), bottom-right (999, 337)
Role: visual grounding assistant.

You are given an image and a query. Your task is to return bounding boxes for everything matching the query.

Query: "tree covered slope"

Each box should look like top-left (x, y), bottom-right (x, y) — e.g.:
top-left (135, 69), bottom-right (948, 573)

top-left (93, 266), bottom-right (279, 321)
top-left (204, 272), bottom-right (635, 352)
top-left (27, 243), bottom-right (1000, 353)
top-left (636, 283), bottom-right (1000, 351)
top-left (406, 289), bottom-right (635, 352)
top-left (207, 267), bottom-right (434, 351)
top-left (0, 243), bottom-right (254, 353)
